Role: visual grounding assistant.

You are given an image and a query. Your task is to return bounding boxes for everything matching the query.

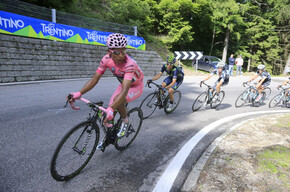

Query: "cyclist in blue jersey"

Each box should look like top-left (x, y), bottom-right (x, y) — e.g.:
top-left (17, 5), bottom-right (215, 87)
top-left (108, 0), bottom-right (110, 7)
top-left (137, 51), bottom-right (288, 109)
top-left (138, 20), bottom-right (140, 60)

top-left (200, 62), bottom-right (229, 100)
top-left (245, 64), bottom-right (271, 101)
top-left (147, 56), bottom-right (184, 111)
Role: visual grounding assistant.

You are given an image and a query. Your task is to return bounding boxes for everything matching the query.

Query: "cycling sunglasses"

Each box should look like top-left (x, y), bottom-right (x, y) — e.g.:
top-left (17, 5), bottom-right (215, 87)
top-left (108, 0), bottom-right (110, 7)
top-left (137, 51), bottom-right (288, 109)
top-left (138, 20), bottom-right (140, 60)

top-left (109, 49), bottom-right (126, 55)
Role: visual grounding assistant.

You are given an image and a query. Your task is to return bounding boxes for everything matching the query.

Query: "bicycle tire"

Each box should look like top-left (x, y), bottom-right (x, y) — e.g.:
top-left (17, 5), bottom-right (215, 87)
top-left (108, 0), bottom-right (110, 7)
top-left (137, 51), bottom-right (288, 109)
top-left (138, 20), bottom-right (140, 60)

top-left (114, 107), bottom-right (143, 151)
top-left (139, 92), bottom-right (158, 119)
top-left (269, 93), bottom-right (283, 108)
top-left (50, 120), bottom-right (99, 181)
top-left (235, 91), bottom-right (248, 107)
top-left (262, 87), bottom-right (271, 100)
top-left (252, 92), bottom-right (265, 107)
top-left (192, 92), bottom-right (207, 112)
top-left (164, 90), bottom-right (182, 114)
top-left (210, 91), bottom-right (225, 109)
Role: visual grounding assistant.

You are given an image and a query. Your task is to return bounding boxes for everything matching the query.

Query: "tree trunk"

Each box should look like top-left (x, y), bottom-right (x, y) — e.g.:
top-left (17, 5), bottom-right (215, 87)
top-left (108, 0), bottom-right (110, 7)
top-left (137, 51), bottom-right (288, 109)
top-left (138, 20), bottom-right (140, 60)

top-left (283, 53), bottom-right (290, 75)
top-left (209, 23), bottom-right (216, 56)
top-left (222, 25), bottom-right (230, 63)
top-left (247, 58), bottom-right (251, 72)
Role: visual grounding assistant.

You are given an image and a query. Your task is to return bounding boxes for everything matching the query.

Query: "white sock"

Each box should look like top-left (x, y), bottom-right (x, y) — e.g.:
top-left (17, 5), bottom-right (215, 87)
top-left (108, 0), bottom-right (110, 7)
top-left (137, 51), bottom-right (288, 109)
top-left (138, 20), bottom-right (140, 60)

top-left (122, 117), bottom-right (129, 123)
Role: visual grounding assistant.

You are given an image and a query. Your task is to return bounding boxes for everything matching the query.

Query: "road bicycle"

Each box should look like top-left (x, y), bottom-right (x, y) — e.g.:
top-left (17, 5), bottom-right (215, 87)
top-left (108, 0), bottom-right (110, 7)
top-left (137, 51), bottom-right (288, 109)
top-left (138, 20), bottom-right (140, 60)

top-left (192, 82), bottom-right (225, 112)
top-left (269, 86), bottom-right (290, 108)
top-left (50, 95), bottom-right (143, 181)
top-left (139, 81), bottom-right (181, 119)
top-left (235, 82), bottom-right (267, 107)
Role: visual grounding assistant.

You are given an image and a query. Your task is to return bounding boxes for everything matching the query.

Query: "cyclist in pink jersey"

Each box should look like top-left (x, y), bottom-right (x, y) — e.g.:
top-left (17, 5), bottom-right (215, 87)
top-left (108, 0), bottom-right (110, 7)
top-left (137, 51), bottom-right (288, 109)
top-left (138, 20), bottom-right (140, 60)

top-left (69, 33), bottom-right (144, 149)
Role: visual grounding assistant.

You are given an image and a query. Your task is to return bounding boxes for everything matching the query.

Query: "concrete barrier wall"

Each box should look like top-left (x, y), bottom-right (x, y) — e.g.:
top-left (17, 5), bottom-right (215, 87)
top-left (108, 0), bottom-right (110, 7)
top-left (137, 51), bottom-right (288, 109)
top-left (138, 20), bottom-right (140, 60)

top-left (0, 34), bottom-right (165, 83)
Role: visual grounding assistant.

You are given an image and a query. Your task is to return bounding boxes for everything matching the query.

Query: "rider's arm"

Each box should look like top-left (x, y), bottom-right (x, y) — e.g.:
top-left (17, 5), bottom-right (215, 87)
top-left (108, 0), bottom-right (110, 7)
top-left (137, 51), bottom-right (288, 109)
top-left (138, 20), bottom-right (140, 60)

top-left (247, 73), bottom-right (259, 83)
top-left (151, 72), bottom-right (163, 81)
top-left (109, 79), bottom-right (131, 110)
top-left (203, 74), bottom-right (213, 82)
top-left (281, 80), bottom-right (290, 86)
top-left (79, 72), bottom-right (102, 95)
top-left (257, 77), bottom-right (266, 87)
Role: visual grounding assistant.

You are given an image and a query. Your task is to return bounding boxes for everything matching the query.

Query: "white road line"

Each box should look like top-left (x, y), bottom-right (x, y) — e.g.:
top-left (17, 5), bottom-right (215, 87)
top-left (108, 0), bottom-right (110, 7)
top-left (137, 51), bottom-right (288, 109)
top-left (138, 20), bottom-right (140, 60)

top-left (153, 110), bottom-right (290, 192)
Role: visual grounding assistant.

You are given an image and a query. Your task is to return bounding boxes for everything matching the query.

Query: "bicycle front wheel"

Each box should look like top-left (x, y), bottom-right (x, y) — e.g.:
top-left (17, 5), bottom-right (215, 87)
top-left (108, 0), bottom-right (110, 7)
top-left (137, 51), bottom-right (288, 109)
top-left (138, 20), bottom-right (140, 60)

top-left (235, 91), bottom-right (248, 107)
top-left (164, 90), bottom-right (181, 114)
top-left (192, 92), bottom-right (207, 112)
top-left (115, 107), bottom-right (143, 151)
top-left (139, 92), bottom-right (158, 119)
top-left (269, 93), bottom-right (283, 108)
top-left (210, 91), bottom-right (225, 109)
top-left (50, 120), bottom-right (99, 181)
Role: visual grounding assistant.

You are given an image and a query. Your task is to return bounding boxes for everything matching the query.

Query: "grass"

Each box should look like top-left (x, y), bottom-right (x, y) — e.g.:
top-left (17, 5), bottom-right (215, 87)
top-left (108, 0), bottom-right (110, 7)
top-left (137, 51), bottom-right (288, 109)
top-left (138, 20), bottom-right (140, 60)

top-left (257, 114), bottom-right (290, 188)
top-left (258, 145), bottom-right (290, 187)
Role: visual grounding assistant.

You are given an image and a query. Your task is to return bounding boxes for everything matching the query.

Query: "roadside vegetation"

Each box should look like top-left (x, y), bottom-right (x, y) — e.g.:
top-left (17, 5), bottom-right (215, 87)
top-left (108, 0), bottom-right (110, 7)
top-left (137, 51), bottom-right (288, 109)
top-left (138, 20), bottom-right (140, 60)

top-left (23, 0), bottom-right (289, 75)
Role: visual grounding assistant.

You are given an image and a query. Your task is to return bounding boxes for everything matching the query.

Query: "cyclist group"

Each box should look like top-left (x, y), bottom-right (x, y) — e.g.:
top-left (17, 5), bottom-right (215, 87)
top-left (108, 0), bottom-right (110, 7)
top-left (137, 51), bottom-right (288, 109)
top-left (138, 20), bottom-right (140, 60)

top-left (68, 33), bottom-right (289, 149)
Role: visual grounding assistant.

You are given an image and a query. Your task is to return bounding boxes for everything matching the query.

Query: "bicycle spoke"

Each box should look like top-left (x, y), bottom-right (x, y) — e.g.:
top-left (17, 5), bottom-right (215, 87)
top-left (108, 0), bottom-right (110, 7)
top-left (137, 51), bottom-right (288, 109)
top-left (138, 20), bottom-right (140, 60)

top-left (115, 108), bottom-right (142, 151)
top-left (192, 92), bottom-right (207, 112)
top-left (164, 90), bottom-right (181, 114)
top-left (50, 121), bottom-right (99, 181)
top-left (269, 94), bottom-right (283, 108)
top-left (139, 93), bottom-right (158, 119)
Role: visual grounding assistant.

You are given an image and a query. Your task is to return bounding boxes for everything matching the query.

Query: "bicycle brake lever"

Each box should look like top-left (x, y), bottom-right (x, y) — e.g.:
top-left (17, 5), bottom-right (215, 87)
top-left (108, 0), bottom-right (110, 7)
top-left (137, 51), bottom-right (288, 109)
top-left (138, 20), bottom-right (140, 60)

top-left (64, 94), bottom-right (72, 108)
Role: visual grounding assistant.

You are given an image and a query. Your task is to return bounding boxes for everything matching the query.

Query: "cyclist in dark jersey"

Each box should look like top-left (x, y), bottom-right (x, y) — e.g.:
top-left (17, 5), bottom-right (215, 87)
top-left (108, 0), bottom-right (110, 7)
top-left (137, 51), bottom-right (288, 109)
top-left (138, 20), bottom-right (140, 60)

top-left (147, 56), bottom-right (184, 111)
top-left (245, 64), bottom-right (271, 101)
top-left (200, 62), bottom-right (229, 98)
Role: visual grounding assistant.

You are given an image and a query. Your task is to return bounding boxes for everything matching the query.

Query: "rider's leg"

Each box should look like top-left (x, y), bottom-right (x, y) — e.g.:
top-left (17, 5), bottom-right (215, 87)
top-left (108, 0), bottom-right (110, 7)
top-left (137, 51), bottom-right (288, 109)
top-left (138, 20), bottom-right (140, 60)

top-left (168, 88), bottom-right (174, 102)
top-left (216, 81), bottom-right (223, 93)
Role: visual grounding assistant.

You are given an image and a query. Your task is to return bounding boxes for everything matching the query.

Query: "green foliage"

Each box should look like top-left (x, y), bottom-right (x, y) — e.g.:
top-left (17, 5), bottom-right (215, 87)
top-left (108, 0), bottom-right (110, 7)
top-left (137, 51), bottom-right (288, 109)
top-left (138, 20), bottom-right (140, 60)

top-left (22, 0), bottom-right (289, 75)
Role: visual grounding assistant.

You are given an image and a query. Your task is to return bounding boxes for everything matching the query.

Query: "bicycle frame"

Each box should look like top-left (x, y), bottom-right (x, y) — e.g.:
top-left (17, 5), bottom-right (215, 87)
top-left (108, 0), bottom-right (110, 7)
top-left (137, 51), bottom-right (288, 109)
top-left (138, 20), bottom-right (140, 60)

top-left (147, 81), bottom-right (168, 108)
top-left (67, 96), bottom-right (121, 148)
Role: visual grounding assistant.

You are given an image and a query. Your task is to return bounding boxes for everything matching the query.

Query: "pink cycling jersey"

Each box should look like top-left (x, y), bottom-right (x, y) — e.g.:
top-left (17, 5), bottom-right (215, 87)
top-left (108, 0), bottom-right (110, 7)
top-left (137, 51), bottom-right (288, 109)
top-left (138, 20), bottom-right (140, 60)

top-left (96, 54), bottom-right (144, 86)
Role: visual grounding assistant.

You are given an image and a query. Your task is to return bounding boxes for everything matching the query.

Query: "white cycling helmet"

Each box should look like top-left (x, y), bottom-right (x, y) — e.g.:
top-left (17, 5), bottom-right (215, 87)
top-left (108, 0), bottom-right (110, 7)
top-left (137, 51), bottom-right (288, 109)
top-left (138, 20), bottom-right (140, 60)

top-left (106, 33), bottom-right (127, 49)
top-left (217, 61), bottom-right (225, 68)
top-left (257, 64), bottom-right (265, 70)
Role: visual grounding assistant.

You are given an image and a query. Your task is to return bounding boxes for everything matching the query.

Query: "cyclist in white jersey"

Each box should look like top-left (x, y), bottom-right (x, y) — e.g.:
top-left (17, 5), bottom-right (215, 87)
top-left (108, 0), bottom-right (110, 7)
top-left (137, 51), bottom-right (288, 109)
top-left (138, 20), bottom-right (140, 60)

top-left (245, 64), bottom-right (271, 101)
top-left (200, 62), bottom-right (229, 99)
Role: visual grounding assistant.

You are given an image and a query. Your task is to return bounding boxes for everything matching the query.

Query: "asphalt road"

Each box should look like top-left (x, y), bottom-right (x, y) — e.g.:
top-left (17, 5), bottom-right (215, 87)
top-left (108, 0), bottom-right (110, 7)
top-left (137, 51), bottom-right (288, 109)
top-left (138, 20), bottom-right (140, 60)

top-left (0, 75), bottom-right (288, 192)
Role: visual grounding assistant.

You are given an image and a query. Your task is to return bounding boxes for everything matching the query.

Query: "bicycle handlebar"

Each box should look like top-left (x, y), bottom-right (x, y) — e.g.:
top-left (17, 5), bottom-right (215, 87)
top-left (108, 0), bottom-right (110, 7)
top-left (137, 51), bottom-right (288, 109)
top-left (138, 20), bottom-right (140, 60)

top-left (200, 82), bottom-right (211, 89)
top-left (146, 81), bottom-right (166, 92)
top-left (65, 94), bottom-right (113, 127)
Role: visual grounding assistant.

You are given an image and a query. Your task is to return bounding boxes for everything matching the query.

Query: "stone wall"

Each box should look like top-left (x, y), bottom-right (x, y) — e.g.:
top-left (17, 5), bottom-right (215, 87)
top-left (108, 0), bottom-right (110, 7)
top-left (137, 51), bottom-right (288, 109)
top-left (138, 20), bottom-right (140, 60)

top-left (0, 34), bottom-right (165, 83)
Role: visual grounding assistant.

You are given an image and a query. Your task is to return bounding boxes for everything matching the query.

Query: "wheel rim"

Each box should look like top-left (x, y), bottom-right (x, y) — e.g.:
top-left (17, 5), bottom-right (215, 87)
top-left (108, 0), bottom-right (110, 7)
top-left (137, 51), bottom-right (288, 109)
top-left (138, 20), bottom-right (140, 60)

top-left (115, 108), bottom-right (142, 151)
top-left (50, 121), bottom-right (99, 181)
top-left (269, 94), bottom-right (282, 108)
top-left (192, 92), bottom-right (207, 111)
top-left (164, 91), bottom-right (181, 113)
top-left (139, 93), bottom-right (158, 119)
top-left (211, 91), bottom-right (224, 109)
top-left (235, 92), bottom-right (247, 107)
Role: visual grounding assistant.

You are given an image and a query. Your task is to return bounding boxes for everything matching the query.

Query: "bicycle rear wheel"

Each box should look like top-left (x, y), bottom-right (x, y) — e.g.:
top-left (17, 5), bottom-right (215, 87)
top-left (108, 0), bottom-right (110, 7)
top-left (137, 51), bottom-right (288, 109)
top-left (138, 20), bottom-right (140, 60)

top-left (210, 91), bottom-right (225, 109)
top-left (192, 92), bottom-right (207, 112)
top-left (139, 92), bottom-right (158, 119)
top-left (164, 90), bottom-right (181, 114)
top-left (269, 93), bottom-right (283, 108)
top-left (235, 91), bottom-right (248, 107)
top-left (50, 120), bottom-right (99, 181)
top-left (262, 87), bottom-right (271, 100)
top-left (115, 107), bottom-right (143, 151)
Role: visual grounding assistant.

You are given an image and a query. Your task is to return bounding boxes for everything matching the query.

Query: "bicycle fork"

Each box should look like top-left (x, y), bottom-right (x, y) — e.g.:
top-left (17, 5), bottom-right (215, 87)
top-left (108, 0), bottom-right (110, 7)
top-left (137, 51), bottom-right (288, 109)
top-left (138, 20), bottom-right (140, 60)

top-left (73, 127), bottom-right (93, 155)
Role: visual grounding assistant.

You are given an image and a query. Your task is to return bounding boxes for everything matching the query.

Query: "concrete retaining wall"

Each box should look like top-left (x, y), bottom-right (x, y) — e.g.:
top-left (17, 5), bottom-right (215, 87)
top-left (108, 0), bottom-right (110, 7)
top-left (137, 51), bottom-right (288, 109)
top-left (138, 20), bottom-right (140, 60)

top-left (0, 34), bottom-right (165, 83)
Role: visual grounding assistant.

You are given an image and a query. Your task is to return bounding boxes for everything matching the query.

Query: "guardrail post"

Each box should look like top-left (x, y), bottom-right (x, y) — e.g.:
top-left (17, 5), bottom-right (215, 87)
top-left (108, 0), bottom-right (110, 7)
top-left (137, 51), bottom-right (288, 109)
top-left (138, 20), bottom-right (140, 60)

top-left (134, 26), bottom-right (137, 36)
top-left (52, 9), bottom-right (56, 23)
